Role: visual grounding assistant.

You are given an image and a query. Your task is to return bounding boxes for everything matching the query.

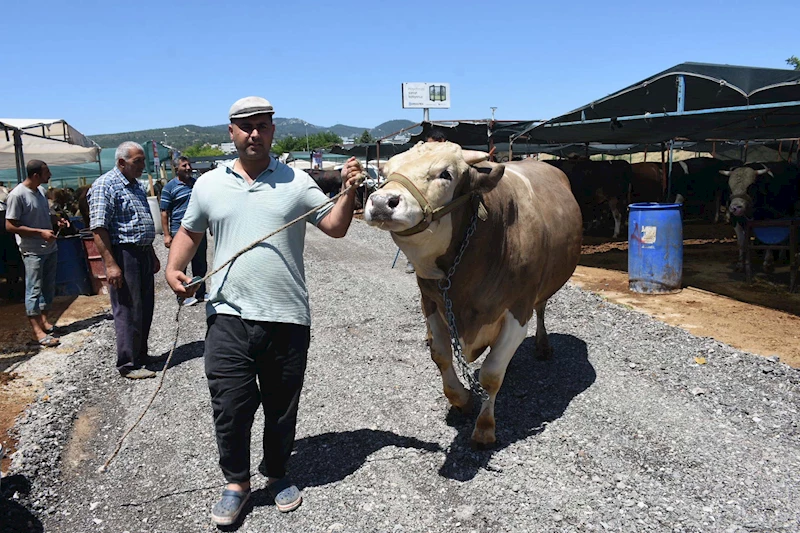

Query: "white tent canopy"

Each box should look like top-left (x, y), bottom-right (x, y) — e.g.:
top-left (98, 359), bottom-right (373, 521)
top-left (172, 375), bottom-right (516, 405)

top-left (0, 118), bottom-right (100, 178)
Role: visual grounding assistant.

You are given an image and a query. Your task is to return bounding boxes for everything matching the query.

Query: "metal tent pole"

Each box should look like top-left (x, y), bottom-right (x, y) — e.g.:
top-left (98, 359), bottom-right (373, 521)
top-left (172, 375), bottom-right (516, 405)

top-left (667, 140), bottom-right (675, 200)
top-left (13, 130), bottom-right (24, 183)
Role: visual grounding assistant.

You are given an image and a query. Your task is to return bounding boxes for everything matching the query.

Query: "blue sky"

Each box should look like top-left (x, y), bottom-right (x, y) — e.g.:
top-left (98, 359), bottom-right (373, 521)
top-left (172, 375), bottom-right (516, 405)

top-left (2, 0), bottom-right (796, 135)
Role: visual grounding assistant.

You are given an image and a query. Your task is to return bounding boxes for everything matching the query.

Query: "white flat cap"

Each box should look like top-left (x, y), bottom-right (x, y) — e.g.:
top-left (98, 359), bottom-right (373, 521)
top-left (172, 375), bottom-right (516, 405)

top-left (229, 96), bottom-right (274, 119)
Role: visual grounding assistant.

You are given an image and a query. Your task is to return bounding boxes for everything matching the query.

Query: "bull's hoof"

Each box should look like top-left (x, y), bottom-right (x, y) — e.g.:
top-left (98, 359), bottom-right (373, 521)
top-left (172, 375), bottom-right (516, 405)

top-left (763, 263), bottom-right (775, 274)
top-left (470, 438), bottom-right (497, 451)
top-left (454, 394), bottom-right (474, 415)
top-left (535, 343), bottom-right (553, 360)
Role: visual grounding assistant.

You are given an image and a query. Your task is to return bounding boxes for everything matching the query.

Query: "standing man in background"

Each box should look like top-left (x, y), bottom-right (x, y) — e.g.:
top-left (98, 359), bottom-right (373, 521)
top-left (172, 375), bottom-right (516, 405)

top-left (160, 155), bottom-right (206, 306)
top-left (88, 141), bottom-right (163, 380)
top-left (166, 96), bottom-right (363, 526)
top-left (5, 160), bottom-right (66, 347)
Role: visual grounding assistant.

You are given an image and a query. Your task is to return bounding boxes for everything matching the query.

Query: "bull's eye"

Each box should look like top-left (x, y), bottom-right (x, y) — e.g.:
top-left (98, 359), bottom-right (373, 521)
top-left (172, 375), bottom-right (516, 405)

top-left (438, 170), bottom-right (452, 181)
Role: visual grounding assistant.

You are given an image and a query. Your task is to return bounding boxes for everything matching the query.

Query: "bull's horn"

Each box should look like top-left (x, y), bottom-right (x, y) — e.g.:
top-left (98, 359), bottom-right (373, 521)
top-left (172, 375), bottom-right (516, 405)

top-left (756, 168), bottom-right (769, 175)
top-left (719, 170), bottom-right (731, 176)
top-left (462, 149), bottom-right (490, 165)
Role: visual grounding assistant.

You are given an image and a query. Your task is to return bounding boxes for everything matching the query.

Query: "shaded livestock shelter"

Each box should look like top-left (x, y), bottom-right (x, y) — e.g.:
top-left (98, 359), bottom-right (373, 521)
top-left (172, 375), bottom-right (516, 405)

top-left (0, 119), bottom-right (101, 183)
top-left (330, 119), bottom-right (545, 165)
top-left (515, 62), bottom-right (800, 145)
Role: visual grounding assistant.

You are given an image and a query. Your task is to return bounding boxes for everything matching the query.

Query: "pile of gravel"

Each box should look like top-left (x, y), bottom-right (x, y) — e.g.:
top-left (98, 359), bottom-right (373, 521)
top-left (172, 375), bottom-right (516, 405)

top-left (2, 219), bottom-right (798, 533)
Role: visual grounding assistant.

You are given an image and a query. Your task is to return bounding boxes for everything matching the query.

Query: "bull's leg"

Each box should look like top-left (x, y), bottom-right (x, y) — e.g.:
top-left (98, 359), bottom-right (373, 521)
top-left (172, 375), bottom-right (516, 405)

top-left (534, 302), bottom-right (551, 360)
top-left (734, 222), bottom-right (746, 272)
top-left (714, 190), bottom-right (722, 224)
top-left (426, 310), bottom-right (471, 412)
top-left (764, 248), bottom-right (775, 274)
top-left (609, 198), bottom-right (622, 238)
top-left (472, 311), bottom-right (528, 448)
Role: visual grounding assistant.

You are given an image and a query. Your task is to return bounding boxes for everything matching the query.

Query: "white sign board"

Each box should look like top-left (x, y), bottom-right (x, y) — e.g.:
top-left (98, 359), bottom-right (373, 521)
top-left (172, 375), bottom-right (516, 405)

top-left (401, 82), bottom-right (451, 109)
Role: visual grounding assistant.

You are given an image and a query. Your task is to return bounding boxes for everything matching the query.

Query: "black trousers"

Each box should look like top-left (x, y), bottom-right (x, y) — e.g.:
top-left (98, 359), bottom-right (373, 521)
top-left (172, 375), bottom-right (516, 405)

top-left (109, 245), bottom-right (154, 374)
top-left (204, 314), bottom-right (310, 483)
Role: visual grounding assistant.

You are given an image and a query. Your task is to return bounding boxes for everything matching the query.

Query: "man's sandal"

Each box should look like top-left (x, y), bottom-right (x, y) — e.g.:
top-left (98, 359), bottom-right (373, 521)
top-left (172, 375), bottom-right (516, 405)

top-left (37, 334), bottom-right (60, 348)
top-left (268, 478), bottom-right (302, 513)
top-left (210, 488), bottom-right (251, 526)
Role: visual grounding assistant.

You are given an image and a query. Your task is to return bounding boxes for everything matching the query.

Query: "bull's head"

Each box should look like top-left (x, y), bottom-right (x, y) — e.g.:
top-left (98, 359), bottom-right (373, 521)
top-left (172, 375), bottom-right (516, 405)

top-left (364, 141), bottom-right (503, 236)
top-left (720, 166), bottom-right (769, 218)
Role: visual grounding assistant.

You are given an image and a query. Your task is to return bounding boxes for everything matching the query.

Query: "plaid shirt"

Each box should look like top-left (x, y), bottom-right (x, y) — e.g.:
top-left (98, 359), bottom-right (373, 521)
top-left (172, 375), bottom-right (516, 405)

top-left (88, 167), bottom-right (155, 245)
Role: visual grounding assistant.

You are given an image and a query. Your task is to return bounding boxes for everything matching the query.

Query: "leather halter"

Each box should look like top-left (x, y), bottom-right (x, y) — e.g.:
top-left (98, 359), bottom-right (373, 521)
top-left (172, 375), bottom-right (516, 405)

top-left (382, 172), bottom-right (475, 237)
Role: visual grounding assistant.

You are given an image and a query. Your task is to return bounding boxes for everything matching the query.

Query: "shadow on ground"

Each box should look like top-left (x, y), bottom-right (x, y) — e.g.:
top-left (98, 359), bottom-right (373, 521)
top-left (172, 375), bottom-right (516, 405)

top-left (212, 430), bottom-right (443, 530)
top-left (438, 332), bottom-right (594, 481)
top-left (0, 474), bottom-right (43, 533)
top-left (155, 340), bottom-right (205, 370)
top-left (580, 221), bottom-right (800, 316)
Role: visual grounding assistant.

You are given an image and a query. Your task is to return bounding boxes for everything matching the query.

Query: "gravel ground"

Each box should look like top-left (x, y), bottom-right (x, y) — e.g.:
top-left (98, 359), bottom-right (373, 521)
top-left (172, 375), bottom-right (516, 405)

top-left (2, 218), bottom-right (799, 533)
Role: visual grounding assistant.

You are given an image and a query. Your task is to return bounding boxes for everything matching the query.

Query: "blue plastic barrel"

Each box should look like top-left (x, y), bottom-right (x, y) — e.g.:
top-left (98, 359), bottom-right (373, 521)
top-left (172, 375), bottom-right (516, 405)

top-left (628, 203), bottom-right (683, 294)
top-left (55, 236), bottom-right (91, 296)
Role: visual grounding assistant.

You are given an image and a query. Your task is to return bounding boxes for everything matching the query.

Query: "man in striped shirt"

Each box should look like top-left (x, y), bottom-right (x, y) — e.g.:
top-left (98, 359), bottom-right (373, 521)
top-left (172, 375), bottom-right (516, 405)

top-left (88, 141), bottom-right (163, 380)
top-left (160, 155), bottom-right (207, 306)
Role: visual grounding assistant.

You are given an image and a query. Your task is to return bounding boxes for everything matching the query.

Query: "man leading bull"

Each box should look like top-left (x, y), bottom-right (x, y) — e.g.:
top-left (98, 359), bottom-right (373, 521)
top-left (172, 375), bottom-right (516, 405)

top-left (165, 96), bottom-right (363, 526)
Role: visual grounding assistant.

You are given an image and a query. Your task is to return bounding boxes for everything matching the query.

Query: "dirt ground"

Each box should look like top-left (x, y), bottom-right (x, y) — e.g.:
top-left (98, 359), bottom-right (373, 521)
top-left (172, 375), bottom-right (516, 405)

top-left (0, 294), bottom-right (110, 477)
top-left (2, 220), bottom-right (799, 483)
top-left (577, 220), bottom-right (800, 368)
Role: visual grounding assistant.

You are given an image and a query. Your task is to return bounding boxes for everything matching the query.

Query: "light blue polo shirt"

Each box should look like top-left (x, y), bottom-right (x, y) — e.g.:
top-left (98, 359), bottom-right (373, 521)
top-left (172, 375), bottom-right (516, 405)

top-left (181, 158), bottom-right (334, 325)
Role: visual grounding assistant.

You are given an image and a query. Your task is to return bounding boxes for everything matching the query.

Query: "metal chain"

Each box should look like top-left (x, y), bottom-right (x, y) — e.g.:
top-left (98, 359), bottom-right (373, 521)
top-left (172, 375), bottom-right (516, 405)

top-left (437, 208), bottom-right (488, 402)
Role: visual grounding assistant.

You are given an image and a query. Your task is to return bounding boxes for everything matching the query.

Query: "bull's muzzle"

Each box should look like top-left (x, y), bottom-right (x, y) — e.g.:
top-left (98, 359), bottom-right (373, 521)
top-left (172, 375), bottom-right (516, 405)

top-left (367, 191), bottom-right (402, 221)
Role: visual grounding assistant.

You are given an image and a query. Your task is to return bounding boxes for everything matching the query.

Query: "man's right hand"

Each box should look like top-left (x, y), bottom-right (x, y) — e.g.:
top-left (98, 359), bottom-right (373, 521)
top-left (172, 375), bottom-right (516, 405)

top-left (40, 229), bottom-right (57, 242)
top-left (166, 269), bottom-right (198, 298)
top-left (106, 264), bottom-right (124, 289)
top-left (164, 234), bottom-right (172, 248)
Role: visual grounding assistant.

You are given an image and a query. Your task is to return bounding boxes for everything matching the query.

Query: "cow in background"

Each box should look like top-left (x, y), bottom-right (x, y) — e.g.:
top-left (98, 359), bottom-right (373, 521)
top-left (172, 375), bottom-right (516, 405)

top-left (630, 162), bottom-right (664, 204)
top-left (669, 157), bottom-right (741, 222)
top-left (722, 162), bottom-right (800, 272)
top-left (305, 168), bottom-right (342, 197)
top-left (545, 159), bottom-right (632, 238)
top-left (76, 186), bottom-right (90, 228)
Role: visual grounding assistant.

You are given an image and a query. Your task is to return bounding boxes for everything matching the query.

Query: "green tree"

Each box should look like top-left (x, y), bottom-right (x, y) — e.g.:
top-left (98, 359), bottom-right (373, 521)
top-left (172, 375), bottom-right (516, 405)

top-left (787, 56), bottom-right (800, 70)
top-left (272, 135), bottom-right (304, 154)
top-left (183, 143), bottom-right (224, 157)
top-left (273, 132), bottom-right (343, 154)
top-left (358, 130), bottom-right (374, 144)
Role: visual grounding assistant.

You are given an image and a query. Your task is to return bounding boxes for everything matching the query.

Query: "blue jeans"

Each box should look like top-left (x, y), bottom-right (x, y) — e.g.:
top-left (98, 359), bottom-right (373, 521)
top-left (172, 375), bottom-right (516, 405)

top-left (22, 251), bottom-right (57, 317)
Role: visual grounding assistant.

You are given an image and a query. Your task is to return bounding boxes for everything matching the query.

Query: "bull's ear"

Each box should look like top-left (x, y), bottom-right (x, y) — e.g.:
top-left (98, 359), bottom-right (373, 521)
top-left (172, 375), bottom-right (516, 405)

top-left (468, 163), bottom-right (505, 192)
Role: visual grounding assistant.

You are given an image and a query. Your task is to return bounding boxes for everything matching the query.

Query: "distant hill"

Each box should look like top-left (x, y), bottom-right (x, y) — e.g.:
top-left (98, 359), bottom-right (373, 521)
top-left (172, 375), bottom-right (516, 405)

top-left (89, 119), bottom-right (419, 150)
top-left (371, 120), bottom-right (420, 139)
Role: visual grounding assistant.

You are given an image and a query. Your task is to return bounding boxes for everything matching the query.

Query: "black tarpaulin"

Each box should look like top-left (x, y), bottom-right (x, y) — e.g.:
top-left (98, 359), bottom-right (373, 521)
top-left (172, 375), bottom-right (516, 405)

top-left (523, 62), bottom-right (800, 144)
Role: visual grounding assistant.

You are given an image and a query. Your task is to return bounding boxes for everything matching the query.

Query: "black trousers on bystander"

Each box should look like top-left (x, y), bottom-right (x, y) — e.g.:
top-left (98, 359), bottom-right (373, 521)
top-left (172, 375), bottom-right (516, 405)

top-left (109, 244), bottom-right (155, 375)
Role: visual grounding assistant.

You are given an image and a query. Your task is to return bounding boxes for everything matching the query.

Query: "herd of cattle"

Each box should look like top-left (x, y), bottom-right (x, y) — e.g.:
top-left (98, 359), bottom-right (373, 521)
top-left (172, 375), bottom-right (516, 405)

top-left (540, 156), bottom-right (800, 273)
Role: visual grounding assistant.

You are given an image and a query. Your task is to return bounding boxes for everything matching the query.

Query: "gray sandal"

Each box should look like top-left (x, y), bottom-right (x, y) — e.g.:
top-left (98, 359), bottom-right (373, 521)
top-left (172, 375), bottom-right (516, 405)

top-left (268, 478), bottom-right (302, 513)
top-left (210, 488), bottom-right (251, 526)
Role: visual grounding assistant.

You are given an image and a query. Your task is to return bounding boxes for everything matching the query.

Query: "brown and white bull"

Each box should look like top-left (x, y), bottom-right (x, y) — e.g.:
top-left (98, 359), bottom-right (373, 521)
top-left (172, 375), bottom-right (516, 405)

top-left (364, 141), bottom-right (583, 447)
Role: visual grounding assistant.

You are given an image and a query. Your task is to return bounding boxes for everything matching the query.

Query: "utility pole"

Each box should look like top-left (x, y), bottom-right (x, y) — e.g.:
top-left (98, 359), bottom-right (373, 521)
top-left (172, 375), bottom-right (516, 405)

top-left (490, 107), bottom-right (497, 121)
